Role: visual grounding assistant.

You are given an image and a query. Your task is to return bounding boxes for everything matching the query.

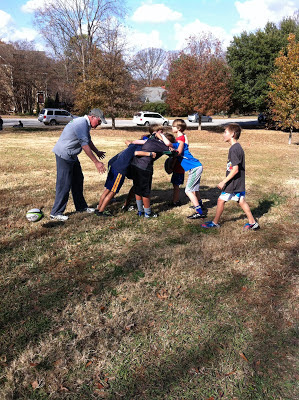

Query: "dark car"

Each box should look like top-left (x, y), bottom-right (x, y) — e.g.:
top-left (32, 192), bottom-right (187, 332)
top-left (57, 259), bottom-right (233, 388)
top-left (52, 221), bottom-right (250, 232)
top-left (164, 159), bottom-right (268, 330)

top-left (188, 113), bottom-right (212, 123)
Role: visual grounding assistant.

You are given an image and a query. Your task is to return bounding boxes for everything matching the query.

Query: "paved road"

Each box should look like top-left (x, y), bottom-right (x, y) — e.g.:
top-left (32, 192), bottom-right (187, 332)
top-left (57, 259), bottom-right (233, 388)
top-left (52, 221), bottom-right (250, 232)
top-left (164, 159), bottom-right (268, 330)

top-left (2, 117), bottom-right (259, 129)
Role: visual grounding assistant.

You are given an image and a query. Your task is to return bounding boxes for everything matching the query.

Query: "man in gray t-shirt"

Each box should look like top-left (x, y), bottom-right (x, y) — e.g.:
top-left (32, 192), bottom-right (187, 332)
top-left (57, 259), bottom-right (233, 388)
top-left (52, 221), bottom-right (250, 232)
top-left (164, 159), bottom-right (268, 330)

top-left (50, 108), bottom-right (107, 221)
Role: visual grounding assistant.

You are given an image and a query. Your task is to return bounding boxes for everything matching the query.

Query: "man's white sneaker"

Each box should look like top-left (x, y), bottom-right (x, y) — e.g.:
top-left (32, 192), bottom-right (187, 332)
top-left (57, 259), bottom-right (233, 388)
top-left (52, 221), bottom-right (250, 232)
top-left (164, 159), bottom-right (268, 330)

top-left (50, 214), bottom-right (68, 221)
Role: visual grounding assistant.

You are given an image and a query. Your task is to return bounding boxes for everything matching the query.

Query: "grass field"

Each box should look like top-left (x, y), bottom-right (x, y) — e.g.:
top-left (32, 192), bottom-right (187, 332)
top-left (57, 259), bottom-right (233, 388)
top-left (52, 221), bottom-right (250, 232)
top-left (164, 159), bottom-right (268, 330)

top-left (0, 126), bottom-right (298, 400)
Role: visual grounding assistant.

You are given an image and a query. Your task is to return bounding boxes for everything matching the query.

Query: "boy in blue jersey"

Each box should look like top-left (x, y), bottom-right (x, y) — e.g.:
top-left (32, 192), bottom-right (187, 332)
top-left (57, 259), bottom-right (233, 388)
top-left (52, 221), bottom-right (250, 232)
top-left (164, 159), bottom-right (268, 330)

top-left (96, 139), bottom-right (156, 216)
top-left (159, 119), bottom-right (205, 219)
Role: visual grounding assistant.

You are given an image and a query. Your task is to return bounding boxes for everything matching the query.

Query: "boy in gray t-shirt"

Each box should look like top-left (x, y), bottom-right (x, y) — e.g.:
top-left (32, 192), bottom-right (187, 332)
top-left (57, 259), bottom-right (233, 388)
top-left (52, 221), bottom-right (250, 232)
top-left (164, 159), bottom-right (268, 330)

top-left (202, 123), bottom-right (259, 230)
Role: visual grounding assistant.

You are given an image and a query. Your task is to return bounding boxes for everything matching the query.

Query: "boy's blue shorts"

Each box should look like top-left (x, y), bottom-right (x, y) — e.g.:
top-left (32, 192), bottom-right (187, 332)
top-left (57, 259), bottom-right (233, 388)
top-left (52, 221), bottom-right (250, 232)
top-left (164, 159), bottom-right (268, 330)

top-left (171, 172), bottom-right (184, 186)
top-left (105, 166), bottom-right (125, 194)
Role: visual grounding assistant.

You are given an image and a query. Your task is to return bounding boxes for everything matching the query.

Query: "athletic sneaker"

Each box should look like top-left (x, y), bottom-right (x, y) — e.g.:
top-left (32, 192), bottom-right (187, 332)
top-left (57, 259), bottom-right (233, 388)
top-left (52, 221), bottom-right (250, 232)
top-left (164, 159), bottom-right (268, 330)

top-left (243, 221), bottom-right (260, 231)
top-left (201, 221), bottom-right (220, 228)
top-left (169, 201), bottom-right (182, 207)
top-left (187, 212), bottom-right (206, 219)
top-left (50, 214), bottom-right (68, 221)
top-left (144, 212), bottom-right (159, 218)
top-left (77, 207), bottom-right (95, 213)
top-left (121, 205), bottom-right (136, 212)
top-left (137, 211), bottom-right (144, 217)
top-left (95, 210), bottom-right (113, 217)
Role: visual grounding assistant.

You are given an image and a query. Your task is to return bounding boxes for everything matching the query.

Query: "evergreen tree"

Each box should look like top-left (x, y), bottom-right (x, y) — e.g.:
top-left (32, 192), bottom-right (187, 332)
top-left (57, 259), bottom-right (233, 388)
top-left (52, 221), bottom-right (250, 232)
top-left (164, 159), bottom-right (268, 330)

top-left (227, 17), bottom-right (299, 114)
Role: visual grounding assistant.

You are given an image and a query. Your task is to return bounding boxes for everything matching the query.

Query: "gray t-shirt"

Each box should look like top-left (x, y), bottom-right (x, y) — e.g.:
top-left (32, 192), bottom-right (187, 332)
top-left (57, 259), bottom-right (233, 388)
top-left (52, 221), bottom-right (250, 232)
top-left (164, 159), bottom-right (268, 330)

top-left (224, 142), bottom-right (245, 193)
top-left (52, 116), bottom-right (91, 161)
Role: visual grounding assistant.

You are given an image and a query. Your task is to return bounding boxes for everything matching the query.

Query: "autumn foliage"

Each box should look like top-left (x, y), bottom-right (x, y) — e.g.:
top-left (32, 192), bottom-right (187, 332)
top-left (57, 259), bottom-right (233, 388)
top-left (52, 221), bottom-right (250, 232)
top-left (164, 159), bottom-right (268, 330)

top-left (268, 33), bottom-right (299, 144)
top-left (166, 35), bottom-right (232, 117)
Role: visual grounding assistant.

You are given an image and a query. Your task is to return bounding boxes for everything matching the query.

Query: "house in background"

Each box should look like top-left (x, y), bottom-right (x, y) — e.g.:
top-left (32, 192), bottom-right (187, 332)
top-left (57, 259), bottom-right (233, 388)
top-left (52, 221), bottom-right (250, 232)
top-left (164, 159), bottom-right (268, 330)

top-left (140, 86), bottom-right (167, 103)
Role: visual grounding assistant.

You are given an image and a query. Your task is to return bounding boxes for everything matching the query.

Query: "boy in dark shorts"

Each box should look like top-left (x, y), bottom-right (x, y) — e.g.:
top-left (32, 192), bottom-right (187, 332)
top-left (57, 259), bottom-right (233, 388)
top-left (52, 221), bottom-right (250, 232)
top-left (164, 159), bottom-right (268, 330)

top-left (165, 133), bottom-right (185, 207)
top-left (201, 123), bottom-right (259, 230)
top-left (129, 124), bottom-right (170, 218)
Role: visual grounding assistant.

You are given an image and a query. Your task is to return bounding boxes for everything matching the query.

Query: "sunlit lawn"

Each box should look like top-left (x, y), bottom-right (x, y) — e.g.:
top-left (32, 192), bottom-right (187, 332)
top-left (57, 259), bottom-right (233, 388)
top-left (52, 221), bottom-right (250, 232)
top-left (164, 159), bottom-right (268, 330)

top-left (0, 126), bottom-right (298, 399)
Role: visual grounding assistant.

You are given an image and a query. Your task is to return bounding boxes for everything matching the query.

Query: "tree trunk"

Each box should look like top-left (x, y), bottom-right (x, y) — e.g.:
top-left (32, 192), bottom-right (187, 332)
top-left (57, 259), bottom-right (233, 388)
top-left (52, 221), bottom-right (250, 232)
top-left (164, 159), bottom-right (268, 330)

top-left (288, 128), bottom-right (293, 145)
top-left (112, 116), bottom-right (115, 130)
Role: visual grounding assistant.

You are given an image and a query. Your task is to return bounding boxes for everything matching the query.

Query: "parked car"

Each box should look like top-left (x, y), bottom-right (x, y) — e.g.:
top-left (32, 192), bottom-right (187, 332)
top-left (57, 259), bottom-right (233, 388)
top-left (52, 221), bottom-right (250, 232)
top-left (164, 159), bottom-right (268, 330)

top-left (258, 113), bottom-right (266, 123)
top-left (38, 108), bottom-right (74, 125)
top-left (133, 111), bottom-right (169, 126)
top-left (188, 113), bottom-right (212, 123)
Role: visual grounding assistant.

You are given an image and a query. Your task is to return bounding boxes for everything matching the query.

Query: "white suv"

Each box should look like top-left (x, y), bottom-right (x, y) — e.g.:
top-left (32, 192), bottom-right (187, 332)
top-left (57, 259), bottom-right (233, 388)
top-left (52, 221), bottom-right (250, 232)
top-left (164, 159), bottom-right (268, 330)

top-left (133, 111), bottom-right (169, 126)
top-left (38, 108), bottom-right (74, 125)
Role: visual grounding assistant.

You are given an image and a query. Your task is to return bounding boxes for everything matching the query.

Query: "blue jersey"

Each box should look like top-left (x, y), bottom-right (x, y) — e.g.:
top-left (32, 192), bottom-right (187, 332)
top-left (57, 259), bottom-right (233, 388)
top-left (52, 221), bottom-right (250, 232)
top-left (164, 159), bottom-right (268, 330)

top-left (108, 144), bottom-right (142, 175)
top-left (172, 142), bottom-right (202, 171)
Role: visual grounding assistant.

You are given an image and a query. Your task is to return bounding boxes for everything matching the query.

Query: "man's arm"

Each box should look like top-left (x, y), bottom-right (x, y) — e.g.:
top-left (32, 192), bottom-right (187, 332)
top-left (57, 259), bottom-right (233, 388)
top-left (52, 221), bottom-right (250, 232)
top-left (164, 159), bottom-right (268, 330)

top-left (89, 140), bottom-right (106, 160)
top-left (217, 165), bottom-right (239, 190)
top-left (82, 144), bottom-right (106, 173)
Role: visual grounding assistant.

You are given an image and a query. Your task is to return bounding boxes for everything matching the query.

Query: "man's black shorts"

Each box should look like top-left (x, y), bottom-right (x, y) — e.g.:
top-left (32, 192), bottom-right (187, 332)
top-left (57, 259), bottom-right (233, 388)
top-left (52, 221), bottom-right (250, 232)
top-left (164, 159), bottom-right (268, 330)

top-left (131, 165), bottom-right (153, 197)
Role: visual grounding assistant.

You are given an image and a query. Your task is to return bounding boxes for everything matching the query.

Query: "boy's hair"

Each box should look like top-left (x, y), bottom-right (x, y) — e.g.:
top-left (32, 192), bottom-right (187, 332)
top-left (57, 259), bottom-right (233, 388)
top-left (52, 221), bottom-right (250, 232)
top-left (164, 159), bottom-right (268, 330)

top-left (226, 123), bottom-right (242, 140)
top-left (172, 119), bottom-right (187, 132)
top-left (166, 133), bottom-right (176, 143)
top-left (149, 124), bottom-right (164, 134)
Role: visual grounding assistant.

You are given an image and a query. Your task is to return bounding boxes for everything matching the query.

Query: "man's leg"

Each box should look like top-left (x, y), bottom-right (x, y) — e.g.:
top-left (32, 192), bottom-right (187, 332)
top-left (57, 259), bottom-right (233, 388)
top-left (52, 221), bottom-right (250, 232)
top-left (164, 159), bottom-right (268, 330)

top-left (71, 159), bottom-right (88, 211)
top-left (51, 155), bottom-right (73, 216)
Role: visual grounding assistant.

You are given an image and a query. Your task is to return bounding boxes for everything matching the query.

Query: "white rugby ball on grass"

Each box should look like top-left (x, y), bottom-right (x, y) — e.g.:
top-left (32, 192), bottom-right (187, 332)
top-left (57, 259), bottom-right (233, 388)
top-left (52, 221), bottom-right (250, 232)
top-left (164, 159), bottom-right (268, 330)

top-left (26, 208), bottom-right (44, 222)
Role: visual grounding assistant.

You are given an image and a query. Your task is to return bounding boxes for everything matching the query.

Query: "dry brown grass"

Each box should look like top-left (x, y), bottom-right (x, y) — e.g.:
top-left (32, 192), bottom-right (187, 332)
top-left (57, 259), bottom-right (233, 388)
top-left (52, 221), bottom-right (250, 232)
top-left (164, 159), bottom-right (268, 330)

top-left (0, 126), bottom-right (298, 399)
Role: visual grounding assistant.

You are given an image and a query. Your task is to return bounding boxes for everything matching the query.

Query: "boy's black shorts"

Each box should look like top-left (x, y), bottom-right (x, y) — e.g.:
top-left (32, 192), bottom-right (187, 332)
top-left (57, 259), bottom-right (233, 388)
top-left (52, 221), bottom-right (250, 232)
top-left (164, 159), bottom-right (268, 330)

top-left (131, 165), bottom-right (152, 197)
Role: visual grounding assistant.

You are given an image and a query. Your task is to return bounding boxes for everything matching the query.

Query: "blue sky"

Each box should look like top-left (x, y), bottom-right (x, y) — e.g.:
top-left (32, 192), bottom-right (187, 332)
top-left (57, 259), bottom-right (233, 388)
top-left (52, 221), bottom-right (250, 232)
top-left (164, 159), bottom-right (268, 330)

top-left (0, 0), bottom-right (298, 52)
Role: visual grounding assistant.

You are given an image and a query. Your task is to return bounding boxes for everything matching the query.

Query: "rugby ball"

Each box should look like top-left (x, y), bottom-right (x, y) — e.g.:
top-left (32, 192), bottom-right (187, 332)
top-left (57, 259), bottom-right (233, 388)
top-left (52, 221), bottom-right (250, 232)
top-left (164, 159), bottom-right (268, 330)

top-left (26, 208), bottom-right (44, 222)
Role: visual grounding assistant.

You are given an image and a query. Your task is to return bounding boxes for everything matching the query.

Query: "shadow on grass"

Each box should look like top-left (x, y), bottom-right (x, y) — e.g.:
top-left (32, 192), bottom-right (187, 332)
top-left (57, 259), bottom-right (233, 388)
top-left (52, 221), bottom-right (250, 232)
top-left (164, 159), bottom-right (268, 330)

top-left (0, 191), bottom-right (297, 399)
top-left (105, 244), bottom-right (298, 399)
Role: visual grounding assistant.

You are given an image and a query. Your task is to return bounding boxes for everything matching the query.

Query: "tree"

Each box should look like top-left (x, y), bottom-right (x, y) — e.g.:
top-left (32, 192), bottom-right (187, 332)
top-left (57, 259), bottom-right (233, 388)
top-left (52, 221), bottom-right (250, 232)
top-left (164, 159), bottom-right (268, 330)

top-left (34, 0), bottom-right (125, 82)
top-left (268, 34), bottom-right (299, 144)
top-left (227, 16), bottom-right (299, 114)
top-left (130, 47), bottom-right (168, 85)
top-left (166, 34), bottom-right (232, 127)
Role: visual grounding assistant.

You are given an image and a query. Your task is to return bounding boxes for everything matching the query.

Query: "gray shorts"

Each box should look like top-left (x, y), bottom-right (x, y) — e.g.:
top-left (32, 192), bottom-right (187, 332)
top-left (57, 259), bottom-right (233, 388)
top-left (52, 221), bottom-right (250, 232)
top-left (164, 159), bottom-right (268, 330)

top-left (185, 166), bottom-right (203, 193)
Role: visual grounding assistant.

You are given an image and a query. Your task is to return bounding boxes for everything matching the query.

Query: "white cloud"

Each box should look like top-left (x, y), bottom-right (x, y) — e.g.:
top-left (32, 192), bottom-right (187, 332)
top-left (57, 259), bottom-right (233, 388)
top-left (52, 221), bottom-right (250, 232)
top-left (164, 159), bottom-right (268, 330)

top-left (131, 2), bottom-right (182, 23)
top-left (125, 29), bottom-right (164, 53)
top-left (174, 20), bottom-right (232, 51)
top-left (21, 0), bottom-right (47, 13)
top-left (233, 0), bottom-right (298, 34)
top-left (0, 10), bottom-right (13, 29)
top-left (0, 10), bottom-right (39, 42)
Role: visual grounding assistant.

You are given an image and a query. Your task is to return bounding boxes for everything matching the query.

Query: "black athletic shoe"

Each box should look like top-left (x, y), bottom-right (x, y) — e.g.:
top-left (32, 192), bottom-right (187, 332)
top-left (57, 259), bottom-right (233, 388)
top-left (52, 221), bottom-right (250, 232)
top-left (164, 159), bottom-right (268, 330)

top-left (169, 201), bottom-right (182, 207)
top-left (95, 210), bottom-right (113, 217)
top-left (187, 212), bottom-right (206, 219)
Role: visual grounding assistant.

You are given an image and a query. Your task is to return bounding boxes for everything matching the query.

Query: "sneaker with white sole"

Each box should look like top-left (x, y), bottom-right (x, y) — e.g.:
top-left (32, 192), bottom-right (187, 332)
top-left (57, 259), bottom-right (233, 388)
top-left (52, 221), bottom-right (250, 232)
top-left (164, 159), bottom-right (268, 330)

top-left (144, 212), bottom-right (159, 218)
top-left (50, 214), bottom-right (68, 221)
top-left (243, 221), bottom-right (260, 231)
top-left (78, 207), bottom-right (95, 213)
top-left (187, 212), bottom-right (206, 219)
top-left (201, 220), bottom-right (220, 228)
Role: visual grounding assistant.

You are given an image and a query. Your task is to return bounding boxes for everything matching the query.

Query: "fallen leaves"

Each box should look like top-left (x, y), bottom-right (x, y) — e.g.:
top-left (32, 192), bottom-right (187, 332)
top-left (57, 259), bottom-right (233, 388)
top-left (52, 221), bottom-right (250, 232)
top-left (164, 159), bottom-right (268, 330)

top-left (239, 352), bottom-right (249, 362)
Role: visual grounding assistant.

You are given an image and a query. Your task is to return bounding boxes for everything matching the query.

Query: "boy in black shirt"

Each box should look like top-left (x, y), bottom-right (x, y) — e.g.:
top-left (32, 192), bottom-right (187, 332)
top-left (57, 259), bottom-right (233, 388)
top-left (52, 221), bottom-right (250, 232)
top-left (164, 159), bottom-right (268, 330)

top-left (202, 123), bottom-right (259, 230)
top-left (129, 125), bottom-right (170, 218)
